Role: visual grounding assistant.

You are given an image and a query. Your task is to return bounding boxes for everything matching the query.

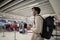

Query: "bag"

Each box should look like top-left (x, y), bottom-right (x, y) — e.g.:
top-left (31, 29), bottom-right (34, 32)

top-left (39, 16), bottom-right (55, 39)
top-left (19, 29), bottom-right (25, 34)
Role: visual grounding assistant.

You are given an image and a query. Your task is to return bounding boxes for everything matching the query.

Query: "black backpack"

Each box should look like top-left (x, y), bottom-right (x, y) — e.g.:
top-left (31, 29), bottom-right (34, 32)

top-left (40, 16), bottom-right (55, 39)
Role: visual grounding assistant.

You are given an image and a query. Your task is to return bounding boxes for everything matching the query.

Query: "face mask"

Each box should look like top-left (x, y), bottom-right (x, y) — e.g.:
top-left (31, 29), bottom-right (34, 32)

top-left (32, 13), bottom-right (35, 16)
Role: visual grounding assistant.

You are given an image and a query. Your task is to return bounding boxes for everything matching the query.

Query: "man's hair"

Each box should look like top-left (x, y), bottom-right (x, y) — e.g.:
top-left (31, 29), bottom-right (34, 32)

top-left (32, 7), bottom-right (41, 14)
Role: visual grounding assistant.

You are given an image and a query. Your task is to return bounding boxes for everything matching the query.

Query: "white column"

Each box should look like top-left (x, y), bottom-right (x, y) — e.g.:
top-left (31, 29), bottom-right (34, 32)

top-left (49, 0), bottom-right (60, 21)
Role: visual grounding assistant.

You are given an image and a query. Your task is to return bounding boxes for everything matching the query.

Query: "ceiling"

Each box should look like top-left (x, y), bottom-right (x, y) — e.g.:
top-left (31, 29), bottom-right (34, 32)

top-left (0, 0), bottom-right (55, 18)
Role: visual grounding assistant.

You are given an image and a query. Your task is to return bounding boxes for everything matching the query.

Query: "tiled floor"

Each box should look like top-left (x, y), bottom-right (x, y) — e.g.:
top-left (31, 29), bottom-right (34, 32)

top-left (0, 31), bottom-right (33, 40)
top-left (0, 30), bottom-right (60, 40)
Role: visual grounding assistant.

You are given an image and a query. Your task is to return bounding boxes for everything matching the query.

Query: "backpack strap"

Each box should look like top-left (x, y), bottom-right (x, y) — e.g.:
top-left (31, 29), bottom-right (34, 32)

top-left (34, 15), bottom-right (44, 25)
top-left (39, 15), bottom-right (44, 20)
top-left (34, 16), bottom-right (35, 25)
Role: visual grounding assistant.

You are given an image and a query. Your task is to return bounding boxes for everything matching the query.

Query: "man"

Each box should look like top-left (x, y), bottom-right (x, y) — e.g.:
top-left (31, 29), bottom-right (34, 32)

top-left (31, 7), bottom-right (44, 40)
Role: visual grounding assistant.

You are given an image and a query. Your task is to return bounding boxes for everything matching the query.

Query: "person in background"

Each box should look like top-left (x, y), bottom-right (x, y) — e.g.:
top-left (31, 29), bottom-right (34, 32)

top-left (27, 24), bottom-right (32, 30)
top-left (19, 22), bottom-right (25, 33)
top-left (24, 22), bottom-right (27, 29)
top-left (10, 21), bottom-right (17, 31)
top-left (16, 23), bottom-right (19, 31)
top-left (5, 24), bottom-right (10, 31)
top-left (31, 7), bottom-right (44, 40)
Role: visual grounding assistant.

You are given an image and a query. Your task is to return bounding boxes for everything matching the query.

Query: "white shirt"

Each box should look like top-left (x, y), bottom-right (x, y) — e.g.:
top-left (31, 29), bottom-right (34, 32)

top-left (32, 16), bottom-right (43, 33)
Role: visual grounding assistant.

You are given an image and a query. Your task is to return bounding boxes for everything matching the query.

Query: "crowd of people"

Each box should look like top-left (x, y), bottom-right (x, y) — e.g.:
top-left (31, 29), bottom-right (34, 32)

top-left (0, 20), bottom-right (33, 33)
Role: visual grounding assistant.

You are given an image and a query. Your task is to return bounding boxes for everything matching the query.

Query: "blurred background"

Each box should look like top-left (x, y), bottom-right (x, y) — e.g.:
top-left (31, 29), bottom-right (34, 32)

top-left (0, 0), bottom-right (60, 40)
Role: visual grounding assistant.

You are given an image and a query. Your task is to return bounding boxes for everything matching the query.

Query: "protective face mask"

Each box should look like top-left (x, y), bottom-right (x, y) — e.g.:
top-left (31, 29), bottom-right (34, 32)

top-left (32, 13), bottom-right (35, 16)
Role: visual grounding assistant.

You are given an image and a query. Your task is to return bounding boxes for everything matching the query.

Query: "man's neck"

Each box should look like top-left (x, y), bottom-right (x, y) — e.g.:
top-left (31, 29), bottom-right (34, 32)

top-left (35, 14), bottom-right (39, 16)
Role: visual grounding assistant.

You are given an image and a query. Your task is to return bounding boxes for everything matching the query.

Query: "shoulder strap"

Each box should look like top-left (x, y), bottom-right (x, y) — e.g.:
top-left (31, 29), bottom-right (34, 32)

top-left (34, 15), bottom-right (44, 25)
top-left (39, 15), bottom-right (44, 20)
top-left (34, 16), bottom-right (35, 25)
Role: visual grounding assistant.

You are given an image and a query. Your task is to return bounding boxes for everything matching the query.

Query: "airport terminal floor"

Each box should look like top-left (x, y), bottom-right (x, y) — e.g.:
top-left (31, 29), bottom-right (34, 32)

top-left (0, 0), bottom-right (60, 40)
top-left (0, 31), bottom-right (32, 40)
top-left (0, 30), bottom-right (60, 40)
